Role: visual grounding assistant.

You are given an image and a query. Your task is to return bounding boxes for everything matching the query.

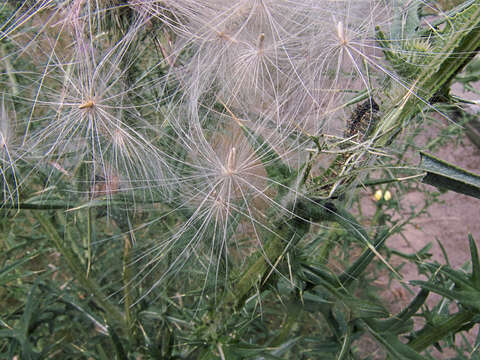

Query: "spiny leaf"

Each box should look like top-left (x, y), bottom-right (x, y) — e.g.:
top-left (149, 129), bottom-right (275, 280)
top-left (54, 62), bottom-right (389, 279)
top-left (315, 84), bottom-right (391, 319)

top-left (420, 151), bottom-right (480, 199)
top-left (370, 289), bottom-right (429, 333)
top-left (407, 310), bottom-right (476, 352)
top-left (411, 281), bottom-right (480, 312)
top-left (363, 322), bottom-right (429, 360)
top-left (390, 0), bottom-right (421, 41)
top-left (420, 261), bottom-right (475, 290)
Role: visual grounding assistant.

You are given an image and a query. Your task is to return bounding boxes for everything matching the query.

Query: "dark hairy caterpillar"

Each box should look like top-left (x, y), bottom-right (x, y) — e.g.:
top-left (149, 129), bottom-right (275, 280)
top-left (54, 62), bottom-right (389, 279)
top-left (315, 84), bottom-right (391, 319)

top-left (309, 98), bottom-right (381, 198)
top-left (345, 98), bottom-right (380, 141)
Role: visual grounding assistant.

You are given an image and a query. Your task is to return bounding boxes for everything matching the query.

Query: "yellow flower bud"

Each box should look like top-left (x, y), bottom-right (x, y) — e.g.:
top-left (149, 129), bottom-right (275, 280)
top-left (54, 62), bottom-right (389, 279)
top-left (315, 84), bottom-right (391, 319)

top-left (374, 189), bottom-right (383, 201)
top-left (384, 190), bottom-right (392, 201)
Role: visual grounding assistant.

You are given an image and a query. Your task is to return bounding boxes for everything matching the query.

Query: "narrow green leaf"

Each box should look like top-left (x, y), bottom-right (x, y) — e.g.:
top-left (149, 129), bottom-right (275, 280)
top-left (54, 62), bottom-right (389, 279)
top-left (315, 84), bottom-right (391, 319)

top-left (336, 323), bottom-right (353, 360)
top-left (329, 204), bottom-right (400, 278)
top-left (380, 334), bottom-right (428, 360)
top-left (420, 262), bottom-right (474, 290)
top-left (33, 212), bottom-right (126, 332)
top-left (107, 324), bottom-right (128, 360)
top-left (302, 264), bottom-right (339, 289)
top-left (58, 295), bottom-right (108, 334)
top-left (270, 337), bottom-right (302, 357)
top-left (22, 277), bottom-right (44, 341)
top-left (95, 345), bottom-right (111, 360)
top-left (19, 276), bottom-right (45, 360)
top-left (419, 151), bottom-right (480, 199)
top-left (410, 281), bottom-right (480, 312)
top-left (343, 297), bottom-right (390, 319)
top-left (343, 89), bottom-right (371, 107)
top-left (302, 266), bottom-right (389, 319)
top-left (390, 243), bottom-right (432, 262)
top-left (469, 234), bottom-right (480, 288)
top-left (363, 322), bottom-right (428, 360)
top-left (375, 289), bottom-right (429, 333)
top-left (339, 228), bottom-right (389, 287)
top-left (0, 250), bottom-right (42, 284)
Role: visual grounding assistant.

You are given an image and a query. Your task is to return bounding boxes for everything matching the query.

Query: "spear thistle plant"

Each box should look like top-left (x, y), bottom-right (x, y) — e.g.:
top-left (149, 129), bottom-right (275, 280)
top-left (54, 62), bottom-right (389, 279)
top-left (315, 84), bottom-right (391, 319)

top-left (1, 0), bottom-right (480, 359)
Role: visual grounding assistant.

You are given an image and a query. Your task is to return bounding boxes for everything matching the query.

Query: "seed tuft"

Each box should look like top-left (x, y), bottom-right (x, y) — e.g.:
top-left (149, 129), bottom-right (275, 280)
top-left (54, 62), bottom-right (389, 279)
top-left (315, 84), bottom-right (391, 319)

top-left (78, 100), bottom-right (95, 109)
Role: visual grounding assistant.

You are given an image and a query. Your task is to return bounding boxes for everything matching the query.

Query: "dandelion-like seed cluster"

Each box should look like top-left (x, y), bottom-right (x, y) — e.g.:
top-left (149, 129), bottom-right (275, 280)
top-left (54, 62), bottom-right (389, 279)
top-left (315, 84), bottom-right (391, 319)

top-left (1, 0), bottom-right (442, 300)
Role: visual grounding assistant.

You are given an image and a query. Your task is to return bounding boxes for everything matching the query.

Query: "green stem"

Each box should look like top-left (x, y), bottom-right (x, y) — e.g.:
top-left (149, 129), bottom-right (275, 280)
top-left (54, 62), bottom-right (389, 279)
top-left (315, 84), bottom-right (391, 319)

top-left (224, 198), bottom-right (328, 310)
top-left (86, 208), bottom-right (93, 278)
top-left (4, 203), bottom-right (71, 210)
top-left (225, 217), bottom-right (310, 310)
top-left (123, 230), bottom-right (134, 336)
top-left (375, 3), bottom-right (480, 147)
